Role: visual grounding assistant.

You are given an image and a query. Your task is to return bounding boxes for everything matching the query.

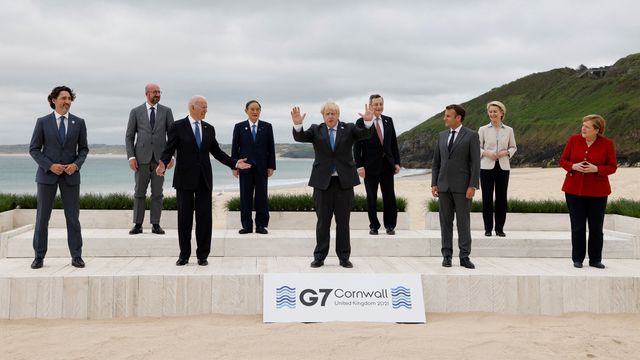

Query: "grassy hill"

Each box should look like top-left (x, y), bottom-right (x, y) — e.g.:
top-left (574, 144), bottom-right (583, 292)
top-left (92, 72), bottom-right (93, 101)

top-left (398, 53), bottom-right (640, 168)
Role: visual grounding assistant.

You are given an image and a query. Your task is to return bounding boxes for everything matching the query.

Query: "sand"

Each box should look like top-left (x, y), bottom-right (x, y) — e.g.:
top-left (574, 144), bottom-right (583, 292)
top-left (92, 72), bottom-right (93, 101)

top-left (1, 167), bottom-right (639, 360)
top-left (1, 313), bottom-right (639, 359)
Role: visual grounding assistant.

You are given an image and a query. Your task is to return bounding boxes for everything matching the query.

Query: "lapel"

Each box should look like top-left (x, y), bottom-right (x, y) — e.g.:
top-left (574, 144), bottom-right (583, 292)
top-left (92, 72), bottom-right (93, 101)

top-left (185, 118), bottom-right (199, 149)
top-left (380, 116), bottom-right (389, 147)
top-left (46, 113), bottom-right (60, 144)
top-left (319, 123), bottom-right (331, 152)
top-left (334, 121), bottom-right (346, 152)
top-left (64, 114), bottom-right (78, 146)
top-left (450, 126), bottom-right (467, 154)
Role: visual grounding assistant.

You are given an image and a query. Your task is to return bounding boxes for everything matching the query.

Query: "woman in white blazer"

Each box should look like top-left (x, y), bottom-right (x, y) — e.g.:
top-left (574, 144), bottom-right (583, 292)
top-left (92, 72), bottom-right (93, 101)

top-left (478, 101), bottom-right (517, 237)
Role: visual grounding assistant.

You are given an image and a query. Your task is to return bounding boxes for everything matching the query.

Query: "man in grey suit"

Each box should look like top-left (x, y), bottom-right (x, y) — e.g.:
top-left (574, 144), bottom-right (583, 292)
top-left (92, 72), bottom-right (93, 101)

top-left (431, 104), bottom-right (480, 269)
top-left (125, 84), bottom-right (174, 235)
top-left (29, 85), bottom-right (89, 269)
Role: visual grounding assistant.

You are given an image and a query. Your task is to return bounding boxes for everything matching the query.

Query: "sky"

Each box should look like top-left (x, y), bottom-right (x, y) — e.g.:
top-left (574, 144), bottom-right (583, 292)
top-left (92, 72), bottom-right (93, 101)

top-left (1, 0), bottom-right (638, 145)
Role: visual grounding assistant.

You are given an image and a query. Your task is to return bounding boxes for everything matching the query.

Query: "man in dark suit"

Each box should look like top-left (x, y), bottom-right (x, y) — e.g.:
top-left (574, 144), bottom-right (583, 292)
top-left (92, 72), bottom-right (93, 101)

top-left (125, 83), bottom-right (175, 235)
top-left (156, 96), bottom-right (251, 266)
top-left (291, 101), bottom-right (374, 268)
top-left (231, 100), bottom-right (276, 234)
top-left (431, 104), bottom-right (480, 269)
top-left (28, 85), bottom-right (89, 269)
top-left (354, 94), bottom-right (401, 235)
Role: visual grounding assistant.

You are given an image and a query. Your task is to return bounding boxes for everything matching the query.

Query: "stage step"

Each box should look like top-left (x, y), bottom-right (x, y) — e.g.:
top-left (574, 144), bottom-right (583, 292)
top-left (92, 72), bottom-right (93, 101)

top-left (0, 256), bottom-right (638, 319)
top-left (3, 228), bottom-right (637, 258)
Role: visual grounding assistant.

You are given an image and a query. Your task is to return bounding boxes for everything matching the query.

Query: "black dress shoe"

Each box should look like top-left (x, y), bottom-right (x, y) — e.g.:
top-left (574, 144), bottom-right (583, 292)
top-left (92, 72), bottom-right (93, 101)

top-left (484, 231), bottom-right (492, 237)
top-left (496, 231), bottom-right (506, 237)
top-left (310, 259), bottom-right (324, 268)
top-left (129, 224), bottom-right (143, 234)
top-left (176, 258), bottom-right (189, 266)
top-left (339, 260), bottom-right (353, 268)
top-left (589, 262), bottom-right (605, 269)
top-left (198, 259), bottom-right (208, 266)
top-left (442, 256), bottom-right (452, 267)
top-left (460, 257), bottom-right (475, 269)
top-left (238, 228), bottom-right (253, 234)
top-left (369, 228), bottom-right (378, 235)
top-left (256, 227), bottom-right (268, 234)
top-left (31, 257), bottom-right (43, 269)
top-left (71, 257), bottom-right (85, 268)
top-left (386, 228), bottom-right (395, 235)
top-left (151, 224), bottom-right (165, 235)
top-left (573, 262), bottom-right (583, 268)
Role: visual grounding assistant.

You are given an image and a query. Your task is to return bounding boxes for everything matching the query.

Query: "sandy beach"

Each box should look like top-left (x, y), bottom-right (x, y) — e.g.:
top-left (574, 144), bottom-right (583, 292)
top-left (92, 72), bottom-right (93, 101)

top-left (1, 167), bottom-right (639, 360)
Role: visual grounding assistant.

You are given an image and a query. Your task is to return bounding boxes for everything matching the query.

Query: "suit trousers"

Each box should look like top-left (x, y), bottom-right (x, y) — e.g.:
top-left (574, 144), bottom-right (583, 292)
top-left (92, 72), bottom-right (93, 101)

top-left (176, 173), bottom-right (212, 260)
top-left (313, 177), bottom-right (354, 261)
top-left (33, 180), bottom-right (83, 258)
top-left (565, 193), bottom-right (607, 264)
top-left (239, 167), bottom-right (269, 229)
top-left (364, 166), bottom-right (398, 230)
top-left (480, 162), bottom-right (510, 232)
top-left (133, 158), bottom-right (164, 225)
top-left (438, 191), bottom-right (472, 259)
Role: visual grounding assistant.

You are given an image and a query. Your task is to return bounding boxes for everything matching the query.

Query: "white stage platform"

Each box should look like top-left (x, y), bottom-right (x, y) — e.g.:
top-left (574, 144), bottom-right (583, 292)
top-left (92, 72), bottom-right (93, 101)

top-left (0, 256), bottom-right (638, 319)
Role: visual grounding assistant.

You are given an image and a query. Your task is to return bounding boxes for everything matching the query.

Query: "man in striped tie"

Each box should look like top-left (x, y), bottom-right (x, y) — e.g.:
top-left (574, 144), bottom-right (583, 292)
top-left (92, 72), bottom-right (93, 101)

top-left (353, 94), bottom-right (402, 236)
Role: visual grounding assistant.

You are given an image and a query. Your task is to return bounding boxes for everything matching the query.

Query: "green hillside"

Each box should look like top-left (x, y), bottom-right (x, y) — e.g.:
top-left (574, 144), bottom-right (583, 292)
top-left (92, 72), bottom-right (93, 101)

top-left (398, 53), bottom-right (640, 167)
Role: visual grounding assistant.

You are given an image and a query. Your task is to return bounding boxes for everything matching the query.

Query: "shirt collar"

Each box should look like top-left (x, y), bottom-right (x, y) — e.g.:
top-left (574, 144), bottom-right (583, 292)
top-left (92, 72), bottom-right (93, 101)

top-left (327, 121), bottom-right (339, 131)
top-left (450, 124), bottom-right (463, 132)
top-left (54, 111), bottom-right (68, 120)
top-left (486, 122), bottom-right (505, 128)
top-left (146, 102), bottom-right (157, 110)
top-left (188, 115), bottom-right (201, 124)
top-left (247, 119), bottom-right (259, 127)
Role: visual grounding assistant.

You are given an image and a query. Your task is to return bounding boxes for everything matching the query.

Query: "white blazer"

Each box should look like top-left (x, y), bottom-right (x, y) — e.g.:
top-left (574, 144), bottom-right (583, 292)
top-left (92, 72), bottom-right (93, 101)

top-left (478, 122), bottom-right (517, 170)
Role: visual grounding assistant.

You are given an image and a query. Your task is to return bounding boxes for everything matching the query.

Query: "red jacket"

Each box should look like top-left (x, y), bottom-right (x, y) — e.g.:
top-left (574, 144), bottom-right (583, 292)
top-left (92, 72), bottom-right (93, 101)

top-left (560, 134), bottom-right (617, 197)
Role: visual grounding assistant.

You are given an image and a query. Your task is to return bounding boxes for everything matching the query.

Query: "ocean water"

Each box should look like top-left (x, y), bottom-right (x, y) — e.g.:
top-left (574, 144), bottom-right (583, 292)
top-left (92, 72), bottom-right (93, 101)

top-left (0, 155), bottom-right (427, 194)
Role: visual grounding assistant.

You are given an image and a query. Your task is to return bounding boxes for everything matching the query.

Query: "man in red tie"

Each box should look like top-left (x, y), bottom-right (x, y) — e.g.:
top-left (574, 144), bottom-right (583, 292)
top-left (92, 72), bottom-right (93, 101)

top-left (353, 94), bottom-right (402, 235)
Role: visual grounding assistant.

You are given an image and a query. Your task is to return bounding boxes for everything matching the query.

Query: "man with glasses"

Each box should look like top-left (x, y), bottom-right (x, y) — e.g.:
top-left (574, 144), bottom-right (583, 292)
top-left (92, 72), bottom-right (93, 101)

top-left (125, 83), bottom-right (175, 235)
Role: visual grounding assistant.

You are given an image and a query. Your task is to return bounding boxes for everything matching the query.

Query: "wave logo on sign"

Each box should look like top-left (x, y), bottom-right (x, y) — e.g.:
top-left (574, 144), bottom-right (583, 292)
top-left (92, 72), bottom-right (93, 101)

top-left (391, 286), bottom-right (412, 309)
top-left (276, 285), bottom-right (296, 309)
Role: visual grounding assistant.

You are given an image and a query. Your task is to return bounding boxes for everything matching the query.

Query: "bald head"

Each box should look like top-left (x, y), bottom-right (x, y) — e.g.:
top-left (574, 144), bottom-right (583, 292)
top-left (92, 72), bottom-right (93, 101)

top-left (145, 83), bottom-right (161, 105)
top-left (189, 95), bottom-right (208, 120)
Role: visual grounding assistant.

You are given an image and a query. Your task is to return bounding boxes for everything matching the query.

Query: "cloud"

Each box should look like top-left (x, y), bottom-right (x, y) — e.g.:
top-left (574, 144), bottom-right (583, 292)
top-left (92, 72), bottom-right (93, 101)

top-left (1, 0), bottom-right (638, 145)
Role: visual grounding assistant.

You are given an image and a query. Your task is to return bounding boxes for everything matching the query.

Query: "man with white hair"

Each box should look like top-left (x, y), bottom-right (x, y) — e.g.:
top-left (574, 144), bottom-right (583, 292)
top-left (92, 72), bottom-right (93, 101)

top-left (291, 101), bottom-right (374, 268)
top-left (157, 96), bottom-right (251, 266)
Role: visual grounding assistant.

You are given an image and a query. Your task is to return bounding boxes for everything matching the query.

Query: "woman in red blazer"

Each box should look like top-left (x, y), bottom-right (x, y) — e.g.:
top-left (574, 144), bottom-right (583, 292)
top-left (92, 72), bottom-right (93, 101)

top-left (560, 114), bottom-right (617, 269)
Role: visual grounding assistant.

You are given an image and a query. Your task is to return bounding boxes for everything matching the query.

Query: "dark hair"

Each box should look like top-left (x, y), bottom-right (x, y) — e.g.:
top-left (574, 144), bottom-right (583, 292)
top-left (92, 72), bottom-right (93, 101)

top-left (445, 104), bottom-right (466, 122)
top-left (47, 86), bottom-right (76, 109)
top-left (369, 94), bottom-right (383, 103)
top-left (245, 100), bottom-right (261, 110)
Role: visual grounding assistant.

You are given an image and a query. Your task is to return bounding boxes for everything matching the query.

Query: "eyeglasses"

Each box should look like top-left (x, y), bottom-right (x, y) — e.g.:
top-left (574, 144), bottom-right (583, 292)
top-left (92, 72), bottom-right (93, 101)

top-left (148, 90), bottom-right (162, 94)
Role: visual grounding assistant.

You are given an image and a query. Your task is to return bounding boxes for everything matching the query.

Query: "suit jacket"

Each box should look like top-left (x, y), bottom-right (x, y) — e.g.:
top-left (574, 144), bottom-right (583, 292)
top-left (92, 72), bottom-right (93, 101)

top-left (160, 117), bottom-right (237, 191)
top-left (431, 126), bottom-right (480, 193)
top-left (478, 122), bottom-right (517, 170)
top-left (231, 120), bottom-right (276, 174)
top-left (353, 115), bottom-right (401, 174)
top-left (125, 103), bottom-right (174, 163)
top-left (293, 121), bottom-right (374, 190)
top-left (560, 134), bottom-right (617, 197)
top-left (29, 112), bottom-right (89, 185)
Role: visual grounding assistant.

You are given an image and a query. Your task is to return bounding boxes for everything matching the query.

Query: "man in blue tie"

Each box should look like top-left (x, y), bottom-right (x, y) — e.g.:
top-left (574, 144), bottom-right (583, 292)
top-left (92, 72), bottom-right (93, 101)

top-left (156, 96), bottom-right (251, 266)
top-left (231, 100), bottom-right (276, 234)
top-left (291, 101), bottom-right (374, 268)
top-left (28, 86), bottom-right (89, 269)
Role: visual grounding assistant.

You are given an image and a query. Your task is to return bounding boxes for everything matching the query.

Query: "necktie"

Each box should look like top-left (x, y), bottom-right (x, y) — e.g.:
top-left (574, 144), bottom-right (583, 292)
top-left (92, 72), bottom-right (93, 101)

top-left (58, 116), bottom-right (66, 144)
top-left (251, 124), bottom-right (257, 142)
top-left (448, 130), bottom-right (456, 152)
top-left (150, 107), bottom-right (156, 129)
top-left (194, 121), bottom-right (202, 149)
top-left (375, 118), bottom-right (383, 144)
top-left (329, 128), bottom-right (336, 151)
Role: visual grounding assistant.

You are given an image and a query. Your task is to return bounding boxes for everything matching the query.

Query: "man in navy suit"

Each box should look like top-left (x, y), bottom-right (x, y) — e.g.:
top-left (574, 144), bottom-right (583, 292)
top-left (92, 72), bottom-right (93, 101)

top-left (231, 100), bottom-right (276, 234)
top-left (29, 86), bottom-right (89, 269)
top-left (291, 101), bottom-right (374, 268)
top-left (353, 94), bottom-right (402, 235)
top-left (157, 96), bottom-right (251, 266)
